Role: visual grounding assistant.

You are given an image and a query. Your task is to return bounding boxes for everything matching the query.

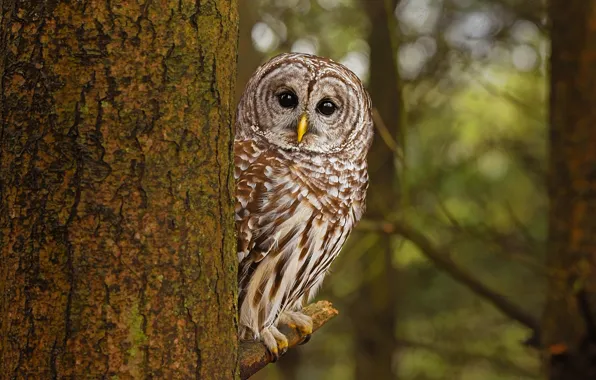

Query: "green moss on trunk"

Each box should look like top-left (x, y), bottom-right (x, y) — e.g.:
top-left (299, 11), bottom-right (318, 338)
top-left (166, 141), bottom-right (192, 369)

top-left (0, 0), bottom-right (239, 378)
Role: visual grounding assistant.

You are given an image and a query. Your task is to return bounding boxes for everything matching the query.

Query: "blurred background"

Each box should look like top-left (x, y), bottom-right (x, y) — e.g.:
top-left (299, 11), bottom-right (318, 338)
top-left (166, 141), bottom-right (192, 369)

top-left (237, 0), bottom-right (547, 379)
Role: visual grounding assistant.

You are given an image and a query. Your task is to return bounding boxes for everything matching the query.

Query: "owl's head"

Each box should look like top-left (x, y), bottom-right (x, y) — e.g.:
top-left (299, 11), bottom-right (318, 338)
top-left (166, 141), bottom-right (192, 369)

top-left (236, 53), bottom-right (373, 155)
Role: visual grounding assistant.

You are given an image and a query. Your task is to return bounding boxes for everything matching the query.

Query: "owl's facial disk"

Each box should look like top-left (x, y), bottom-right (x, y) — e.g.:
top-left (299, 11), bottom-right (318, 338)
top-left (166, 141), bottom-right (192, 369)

top-left (242, 55), bottom-right (370, 154)
top-left (273, 90), bottom-right (342, 153)
top-left (257, 79), bottom-right (355, 154)
top-left (236, 53), bottom-right (373, 155)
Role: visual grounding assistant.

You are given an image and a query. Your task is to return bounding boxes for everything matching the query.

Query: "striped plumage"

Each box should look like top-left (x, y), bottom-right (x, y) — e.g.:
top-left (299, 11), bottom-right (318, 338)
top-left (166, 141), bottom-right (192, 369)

top-left (235, 53), bottom-right (373, 358)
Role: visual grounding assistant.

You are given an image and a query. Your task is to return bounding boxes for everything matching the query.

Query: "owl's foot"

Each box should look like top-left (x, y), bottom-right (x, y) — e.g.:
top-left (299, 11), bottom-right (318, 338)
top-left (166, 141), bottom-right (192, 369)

top-left (261, 325), bottom-right (288, 362)
top-left (279, 310), bottom-right (313, 345)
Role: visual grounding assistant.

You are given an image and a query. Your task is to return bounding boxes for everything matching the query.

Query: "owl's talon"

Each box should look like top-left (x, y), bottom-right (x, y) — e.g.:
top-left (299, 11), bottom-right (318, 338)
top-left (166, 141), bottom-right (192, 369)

top-left (279, 310), bottom-right (313, 338)
top-left (299, 333), bottom-right (311, 345)
top-left (260, 325), bottom-right (288, 362)
top-left (269, 348), bottom-right (279, 362)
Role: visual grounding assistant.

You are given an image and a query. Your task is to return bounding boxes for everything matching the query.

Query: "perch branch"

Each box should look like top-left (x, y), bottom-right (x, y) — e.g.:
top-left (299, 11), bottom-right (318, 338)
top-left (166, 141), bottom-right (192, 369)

top-left (358, 219), bottom-right (541, 337)
top-left (239, 301), bottom-right (339, 379)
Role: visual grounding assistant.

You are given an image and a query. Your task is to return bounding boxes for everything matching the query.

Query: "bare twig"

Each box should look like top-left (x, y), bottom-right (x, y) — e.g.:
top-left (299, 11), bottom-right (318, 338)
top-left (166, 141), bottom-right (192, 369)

top-left (372, 108), bottom-right (404, 162)
top-left (467, 70), bottom-right (541, 120)
top-left (489, 0), bottom-right (548, 34)
top-left (431, 193), bottom-right (545, 272)
top-left (239, 301), bottom-right (339, 379)
top-left (396, 338), bottom-right (538, 378)
top-left (357, 219), bottom-right (541, 337)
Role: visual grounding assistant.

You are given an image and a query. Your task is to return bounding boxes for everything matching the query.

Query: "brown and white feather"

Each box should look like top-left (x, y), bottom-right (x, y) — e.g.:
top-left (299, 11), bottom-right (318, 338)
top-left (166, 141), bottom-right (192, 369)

top-left (235, 53), bottom-right (373, 340)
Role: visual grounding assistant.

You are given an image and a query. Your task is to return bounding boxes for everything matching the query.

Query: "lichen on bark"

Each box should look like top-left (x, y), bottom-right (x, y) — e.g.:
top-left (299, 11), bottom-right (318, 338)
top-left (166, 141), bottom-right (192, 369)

top-left (0, 0), bottom-right (239, 378)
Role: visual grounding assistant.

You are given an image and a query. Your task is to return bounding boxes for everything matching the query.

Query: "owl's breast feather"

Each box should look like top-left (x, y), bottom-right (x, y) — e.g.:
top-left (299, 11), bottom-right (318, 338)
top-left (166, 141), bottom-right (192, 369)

top-left (286, 155), bottom-right (367, 222)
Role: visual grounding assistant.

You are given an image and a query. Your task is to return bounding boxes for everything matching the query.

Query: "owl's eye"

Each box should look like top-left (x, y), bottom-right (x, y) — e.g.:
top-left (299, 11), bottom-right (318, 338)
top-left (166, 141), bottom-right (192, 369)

top-left (278, 92), bottom-right (298, 108)
top-left (316, 100), bottom-right (337, 116)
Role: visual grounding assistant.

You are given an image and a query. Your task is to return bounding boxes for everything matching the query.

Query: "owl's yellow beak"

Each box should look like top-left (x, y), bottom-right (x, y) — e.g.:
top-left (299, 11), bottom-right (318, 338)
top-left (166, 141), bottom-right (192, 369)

top-left (297, 114), bottom-right (308, 143)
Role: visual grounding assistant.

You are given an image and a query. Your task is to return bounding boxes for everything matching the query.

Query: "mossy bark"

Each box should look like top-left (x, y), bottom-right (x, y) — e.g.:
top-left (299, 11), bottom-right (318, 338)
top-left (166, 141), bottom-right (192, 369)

top-left (543, 1), bottom-right (596, 378)
top-left (0, 0), bottom-right (239, 378)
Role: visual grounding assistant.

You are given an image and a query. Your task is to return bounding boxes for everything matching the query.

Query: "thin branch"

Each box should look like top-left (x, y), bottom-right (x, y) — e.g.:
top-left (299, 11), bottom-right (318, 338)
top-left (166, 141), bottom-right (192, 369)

top-left (239, 301), bottom-right (339, 379)
top-left (357, 219), bottom-right (541, 338)
top-left (467, 70), bottom-right (541, 121)
top-left (488, 0), bottom-right (549, 34)
top-left (372, 108), bottom-right (404, 163)
top-left (432, 194), bottom-right (545, 273)
top-left (396, 338), bottom-right (539, 378)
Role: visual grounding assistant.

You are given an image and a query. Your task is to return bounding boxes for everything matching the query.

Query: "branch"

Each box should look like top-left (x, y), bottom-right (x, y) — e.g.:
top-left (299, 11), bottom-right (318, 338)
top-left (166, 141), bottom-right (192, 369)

top-left (239, 301), bottom-right (339, 379)
top-left (432, 194), bottom-right (545, 273)
top-left (357, 220), bottom-right (541, 337)
top-left (396, 338), bottom-right (538, 378)
top-left (372, 108), bottom-right (403, 161)
top-left (466, 70), bottom-right (542, 122)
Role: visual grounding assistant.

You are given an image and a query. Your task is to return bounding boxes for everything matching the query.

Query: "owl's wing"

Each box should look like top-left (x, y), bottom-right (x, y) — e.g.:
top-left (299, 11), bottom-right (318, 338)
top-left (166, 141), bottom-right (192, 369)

top-left (235, 139), bottom-right (292, 264)
top-left (235, 139), bottom-right (263, 263)
top-left (236, 139), bottom-right (304, 304)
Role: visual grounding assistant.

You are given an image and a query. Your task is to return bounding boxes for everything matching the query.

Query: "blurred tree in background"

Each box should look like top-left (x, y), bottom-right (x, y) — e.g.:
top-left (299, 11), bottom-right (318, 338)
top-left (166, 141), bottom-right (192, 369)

top-left (542, 1), bottom-right (596, 379)
top-left (238, 0), bottom-right (547, 379)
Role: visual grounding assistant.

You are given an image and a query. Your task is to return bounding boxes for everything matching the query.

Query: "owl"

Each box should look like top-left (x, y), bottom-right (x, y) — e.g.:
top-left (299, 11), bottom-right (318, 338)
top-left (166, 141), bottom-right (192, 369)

top-left (235, 53), bottom-right (373, 360)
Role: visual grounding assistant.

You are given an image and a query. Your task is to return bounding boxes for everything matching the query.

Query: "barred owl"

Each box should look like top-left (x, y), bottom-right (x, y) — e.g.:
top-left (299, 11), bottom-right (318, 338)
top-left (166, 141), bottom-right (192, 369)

top-left (235, 53), bottom-right (373, 359)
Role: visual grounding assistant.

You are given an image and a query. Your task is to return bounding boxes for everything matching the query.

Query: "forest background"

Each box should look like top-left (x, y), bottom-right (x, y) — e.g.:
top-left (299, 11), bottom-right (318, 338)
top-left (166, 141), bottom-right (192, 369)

top-left (241, 1), bottom-right (547, 379)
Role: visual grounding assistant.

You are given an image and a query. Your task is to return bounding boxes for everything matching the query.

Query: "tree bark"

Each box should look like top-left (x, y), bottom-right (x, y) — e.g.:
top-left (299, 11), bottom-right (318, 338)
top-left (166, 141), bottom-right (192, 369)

top-left (543, 1), bottom-right (596, 378)
top-left (351, 0), bottom-right (401, 379)
top-left (0, 1), bottom-right (239, 378)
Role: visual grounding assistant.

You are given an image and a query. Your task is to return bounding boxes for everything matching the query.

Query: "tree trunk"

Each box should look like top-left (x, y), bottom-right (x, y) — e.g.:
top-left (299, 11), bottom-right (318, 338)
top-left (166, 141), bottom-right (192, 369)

top-left (543, 1), bottom-right (596, 378)
top-left (351, 0), bottom-right (402, 378)
top-left (0, 1), bottom-right (239, 378)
